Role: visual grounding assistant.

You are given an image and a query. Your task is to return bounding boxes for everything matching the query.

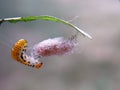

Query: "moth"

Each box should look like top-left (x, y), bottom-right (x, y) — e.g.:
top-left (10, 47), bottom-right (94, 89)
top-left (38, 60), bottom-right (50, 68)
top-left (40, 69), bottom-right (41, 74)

top-left (11, 35), bottom-right (77, 69)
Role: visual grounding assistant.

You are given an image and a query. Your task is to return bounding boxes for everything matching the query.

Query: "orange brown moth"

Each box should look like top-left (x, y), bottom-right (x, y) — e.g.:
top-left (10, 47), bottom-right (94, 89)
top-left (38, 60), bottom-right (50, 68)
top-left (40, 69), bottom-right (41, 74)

top-left (11, 39), bottom-right (43, 69)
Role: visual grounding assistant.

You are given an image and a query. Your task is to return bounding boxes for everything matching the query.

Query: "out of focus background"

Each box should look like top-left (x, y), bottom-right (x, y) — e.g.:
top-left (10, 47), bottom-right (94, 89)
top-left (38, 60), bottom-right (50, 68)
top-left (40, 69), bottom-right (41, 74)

top-left (0, 0), bottom-right (120, 90)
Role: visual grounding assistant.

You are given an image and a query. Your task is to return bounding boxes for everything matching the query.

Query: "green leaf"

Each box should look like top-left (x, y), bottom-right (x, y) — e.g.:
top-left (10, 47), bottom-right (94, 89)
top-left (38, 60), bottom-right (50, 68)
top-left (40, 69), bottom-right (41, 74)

top-left (0, 15), bottom-right (92, 39)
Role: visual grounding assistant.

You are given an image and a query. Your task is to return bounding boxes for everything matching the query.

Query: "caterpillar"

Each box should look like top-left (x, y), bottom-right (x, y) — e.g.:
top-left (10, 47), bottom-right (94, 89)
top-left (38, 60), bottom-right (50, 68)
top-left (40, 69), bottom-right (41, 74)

top-left (11, 39), bottom-right (43, 69)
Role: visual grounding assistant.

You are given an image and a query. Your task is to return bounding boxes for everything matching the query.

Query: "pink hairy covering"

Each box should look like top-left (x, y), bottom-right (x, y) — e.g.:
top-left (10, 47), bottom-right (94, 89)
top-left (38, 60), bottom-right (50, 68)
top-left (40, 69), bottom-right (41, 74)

top-left (31, 37), bottom-right (77, 58)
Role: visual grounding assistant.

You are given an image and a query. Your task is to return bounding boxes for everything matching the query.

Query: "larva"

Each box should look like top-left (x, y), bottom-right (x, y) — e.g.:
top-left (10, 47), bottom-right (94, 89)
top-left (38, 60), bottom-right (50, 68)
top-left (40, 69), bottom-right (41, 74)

top-left (11, 39), bottom-right (43, 69)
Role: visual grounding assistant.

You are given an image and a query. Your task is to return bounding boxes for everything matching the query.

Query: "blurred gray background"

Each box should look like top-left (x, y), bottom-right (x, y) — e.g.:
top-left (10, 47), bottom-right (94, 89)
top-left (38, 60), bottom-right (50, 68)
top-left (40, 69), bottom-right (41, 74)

top-left (0, 0), bottom-right (120, 90)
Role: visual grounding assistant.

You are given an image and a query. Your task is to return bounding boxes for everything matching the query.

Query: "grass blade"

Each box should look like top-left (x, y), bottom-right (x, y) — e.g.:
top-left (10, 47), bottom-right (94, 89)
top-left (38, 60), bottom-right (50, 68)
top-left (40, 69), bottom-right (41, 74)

top-left (0, 15), bottom-right (92, 39)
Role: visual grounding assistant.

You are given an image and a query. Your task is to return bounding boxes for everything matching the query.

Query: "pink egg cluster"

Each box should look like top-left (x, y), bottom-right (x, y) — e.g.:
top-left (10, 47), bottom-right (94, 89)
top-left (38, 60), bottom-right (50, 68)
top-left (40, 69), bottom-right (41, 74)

top-left (31, 37), bottom-right (77, 59)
